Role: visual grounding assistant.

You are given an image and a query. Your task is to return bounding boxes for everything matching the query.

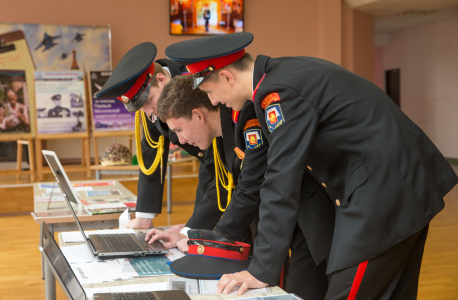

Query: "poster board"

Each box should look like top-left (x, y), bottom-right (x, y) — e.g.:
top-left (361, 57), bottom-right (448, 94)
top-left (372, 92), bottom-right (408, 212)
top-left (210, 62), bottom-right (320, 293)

top-left (0, 30), bottom-right (36, 141)
top-left (34, 70), bottom-right (89, 139)
top-left (87, 70), bottom-right (135, 165)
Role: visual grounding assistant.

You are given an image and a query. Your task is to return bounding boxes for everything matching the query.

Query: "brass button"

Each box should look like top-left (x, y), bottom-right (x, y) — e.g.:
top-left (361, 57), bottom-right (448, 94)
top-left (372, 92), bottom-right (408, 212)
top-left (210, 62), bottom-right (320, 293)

top-left (307, 166), bottom-right (312, 171)
top-left (197, 245), bottom-right (205, 254)
top-left (336, 199), bottom-right (341, 206)
top-left (198, 152), bottom-right (203, 157)
top-left (322, 183), bottom-right (327, 188)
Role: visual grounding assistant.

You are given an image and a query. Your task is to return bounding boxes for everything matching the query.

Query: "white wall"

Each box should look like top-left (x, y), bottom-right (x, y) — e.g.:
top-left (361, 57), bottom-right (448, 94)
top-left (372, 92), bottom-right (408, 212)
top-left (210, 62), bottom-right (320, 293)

top-left (378, 17), bottom-right (458, 158)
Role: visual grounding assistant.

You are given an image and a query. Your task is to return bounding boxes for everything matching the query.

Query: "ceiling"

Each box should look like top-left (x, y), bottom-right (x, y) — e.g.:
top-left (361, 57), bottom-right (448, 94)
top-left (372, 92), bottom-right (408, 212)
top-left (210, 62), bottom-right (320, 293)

top-left (345, 0), bottom-right (458, 33)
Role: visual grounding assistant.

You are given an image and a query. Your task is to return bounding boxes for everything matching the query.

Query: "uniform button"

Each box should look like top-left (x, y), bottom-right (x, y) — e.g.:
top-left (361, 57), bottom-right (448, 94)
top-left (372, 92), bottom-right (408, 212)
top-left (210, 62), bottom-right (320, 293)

top-left (307, 166), bottom-right (312, 171)
top-left (198, 152), bottom-right (203, 157)
top-left (336, 199), bottom-right (340, 206)
top-left (322, 182), bottom-right (327, 188)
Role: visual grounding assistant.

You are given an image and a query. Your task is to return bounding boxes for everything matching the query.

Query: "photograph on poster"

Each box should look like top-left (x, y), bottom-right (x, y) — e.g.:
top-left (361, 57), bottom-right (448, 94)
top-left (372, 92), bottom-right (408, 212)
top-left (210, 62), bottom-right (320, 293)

top-left (35, 71), bottom-right (87, 134)
top-left (89, 71), bottom-right (135, 132)
top-left (170, 0), bottom-right (244, 35)
top-left (0, 22), bottom-right (111, 71)
top-left (0, 70), bottom-right (30, 134)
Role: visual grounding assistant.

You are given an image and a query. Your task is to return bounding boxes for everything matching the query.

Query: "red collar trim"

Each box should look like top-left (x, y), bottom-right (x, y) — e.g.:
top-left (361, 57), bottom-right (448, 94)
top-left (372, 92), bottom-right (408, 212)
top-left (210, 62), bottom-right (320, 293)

top-left (252, 73), bottom-right (266, 102)
top-left (232, 110), bottom-right (240, 123)
top-left (186, 49), bottom-right (246, 75)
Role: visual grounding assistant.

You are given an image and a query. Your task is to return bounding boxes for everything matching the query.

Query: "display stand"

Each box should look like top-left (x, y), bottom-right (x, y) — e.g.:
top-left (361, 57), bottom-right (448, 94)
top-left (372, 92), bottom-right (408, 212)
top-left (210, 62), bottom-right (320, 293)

top-left (0, 135), bottom-right (36, 182)
top-left (35, 133), bottom-right (91, 181)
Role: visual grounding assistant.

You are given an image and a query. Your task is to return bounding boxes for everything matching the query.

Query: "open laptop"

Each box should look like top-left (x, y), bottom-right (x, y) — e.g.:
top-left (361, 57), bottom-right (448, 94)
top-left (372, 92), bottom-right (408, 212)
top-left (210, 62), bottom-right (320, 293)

top-left (42, 150), bottom-right (168, 258)
top-left (39, 222), bottom-right (190, 300)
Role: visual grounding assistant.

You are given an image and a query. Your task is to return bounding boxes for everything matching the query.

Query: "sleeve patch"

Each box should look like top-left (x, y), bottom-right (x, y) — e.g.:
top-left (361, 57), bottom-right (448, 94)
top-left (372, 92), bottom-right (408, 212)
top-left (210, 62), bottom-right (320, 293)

top-left (243, 119), bottom-right (261, 131)
top-left (261, 92), bottom-right (281, 109)
top-left (244, 128), bottom-right (264, 150)
top-left (265, 103), bottom-right (285, 132)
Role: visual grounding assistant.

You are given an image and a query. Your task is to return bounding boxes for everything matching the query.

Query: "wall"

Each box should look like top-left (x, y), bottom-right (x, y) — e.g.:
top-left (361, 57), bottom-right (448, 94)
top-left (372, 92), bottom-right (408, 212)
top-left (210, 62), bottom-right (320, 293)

top-left (2, 0), bottom-right (372, 159)
top-left (379, 17), bottom-right (458, 158)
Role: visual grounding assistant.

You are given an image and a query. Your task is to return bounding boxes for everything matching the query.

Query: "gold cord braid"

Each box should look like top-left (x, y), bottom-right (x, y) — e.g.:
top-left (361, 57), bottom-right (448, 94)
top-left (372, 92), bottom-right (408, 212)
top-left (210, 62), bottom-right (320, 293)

top-left (135, 111), bottom-right (164, 181)
top-left (212, 138), bottom-right (235, 212)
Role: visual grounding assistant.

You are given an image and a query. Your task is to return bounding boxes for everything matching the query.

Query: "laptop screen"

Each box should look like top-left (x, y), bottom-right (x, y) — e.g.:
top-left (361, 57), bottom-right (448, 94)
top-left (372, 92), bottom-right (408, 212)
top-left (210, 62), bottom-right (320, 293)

top-left (39, 222), bottom-right (86, 300)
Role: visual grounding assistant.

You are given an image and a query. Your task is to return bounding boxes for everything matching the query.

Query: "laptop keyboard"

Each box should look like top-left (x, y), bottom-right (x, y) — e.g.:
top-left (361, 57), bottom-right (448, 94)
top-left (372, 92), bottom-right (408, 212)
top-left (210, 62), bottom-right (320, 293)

top-left (112, 292), bottom-right (156, 300)
top-left (99, 234), bottom-right (142, 252)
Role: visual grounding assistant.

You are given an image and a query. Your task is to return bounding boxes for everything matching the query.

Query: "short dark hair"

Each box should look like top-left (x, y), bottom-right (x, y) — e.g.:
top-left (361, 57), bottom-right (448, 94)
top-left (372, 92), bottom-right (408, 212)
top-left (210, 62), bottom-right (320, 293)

top-left (205, 52), bottom-right (254, 83)
top-left (157, 75), bottom-right (219, 122)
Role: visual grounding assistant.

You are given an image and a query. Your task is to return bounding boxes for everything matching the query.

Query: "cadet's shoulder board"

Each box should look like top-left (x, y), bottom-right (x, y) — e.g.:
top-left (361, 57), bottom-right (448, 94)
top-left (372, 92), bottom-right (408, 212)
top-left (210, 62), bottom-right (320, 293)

top-left (243, 118), bottom-right (263, 150)
top-left (232, 110), bottom-right (240, 123)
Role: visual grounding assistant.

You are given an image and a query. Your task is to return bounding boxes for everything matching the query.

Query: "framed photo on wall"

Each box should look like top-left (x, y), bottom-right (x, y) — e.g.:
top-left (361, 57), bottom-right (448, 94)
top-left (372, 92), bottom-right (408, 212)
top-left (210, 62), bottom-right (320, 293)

top-left (170, 0), bottom-right (244, 35)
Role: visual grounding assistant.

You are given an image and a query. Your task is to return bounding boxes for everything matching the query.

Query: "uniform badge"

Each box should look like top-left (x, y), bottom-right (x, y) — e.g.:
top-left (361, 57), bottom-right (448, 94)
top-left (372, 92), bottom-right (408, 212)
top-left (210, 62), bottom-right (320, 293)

top-left (265, 103), bottom-right (285, 132)
top-left (243, 128), bottom-right (263, 150)
top-left (261, 92), bottom-right (281, 109)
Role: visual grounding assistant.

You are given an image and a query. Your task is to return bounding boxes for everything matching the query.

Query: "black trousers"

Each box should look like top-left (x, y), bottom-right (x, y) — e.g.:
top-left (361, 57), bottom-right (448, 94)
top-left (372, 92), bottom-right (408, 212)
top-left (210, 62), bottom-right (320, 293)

top-left (325, 224), bottom-right (429, 300)
top-left (286, 223), bottom-right (328, 300)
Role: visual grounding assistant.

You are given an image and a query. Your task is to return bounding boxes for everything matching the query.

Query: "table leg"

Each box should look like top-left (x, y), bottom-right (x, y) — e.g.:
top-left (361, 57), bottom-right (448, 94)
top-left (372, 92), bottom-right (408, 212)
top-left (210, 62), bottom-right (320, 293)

top-left (96, 169), bottom-right (101, 180)
top-left (167, 164), bottom-right (172, 214)
top-left (44, 258), bottom-right (56, 300)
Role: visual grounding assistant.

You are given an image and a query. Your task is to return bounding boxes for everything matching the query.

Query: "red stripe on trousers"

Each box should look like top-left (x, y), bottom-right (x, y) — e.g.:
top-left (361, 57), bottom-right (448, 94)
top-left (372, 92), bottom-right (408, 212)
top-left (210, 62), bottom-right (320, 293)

top-left (347, 260), bottom-right (368, 300)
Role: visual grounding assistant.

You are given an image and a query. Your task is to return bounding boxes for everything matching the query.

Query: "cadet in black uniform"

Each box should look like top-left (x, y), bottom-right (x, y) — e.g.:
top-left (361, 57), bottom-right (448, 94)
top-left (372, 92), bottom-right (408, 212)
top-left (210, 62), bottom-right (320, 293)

top-left (148, 75), bottom-right (334, 300)
top-left (95, 43), bottom-right (228, 235)
top-left (164, 33), bottom-right (458, 299)
top-left (47, 94), bottom-right (70, 117)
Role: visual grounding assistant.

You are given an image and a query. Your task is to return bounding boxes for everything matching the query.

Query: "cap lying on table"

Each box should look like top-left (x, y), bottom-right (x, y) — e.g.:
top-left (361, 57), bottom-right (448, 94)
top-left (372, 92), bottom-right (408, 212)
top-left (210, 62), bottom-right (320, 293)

top-left (170, 229), bottom-right (251, 279)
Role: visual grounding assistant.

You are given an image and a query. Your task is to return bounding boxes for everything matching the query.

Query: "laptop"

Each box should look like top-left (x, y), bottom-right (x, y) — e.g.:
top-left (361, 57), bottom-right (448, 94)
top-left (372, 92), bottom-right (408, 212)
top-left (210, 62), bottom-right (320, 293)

top-left (39, 222), bottom-right (190, 300)
top-left (42, 150), bottom-right (168, 258)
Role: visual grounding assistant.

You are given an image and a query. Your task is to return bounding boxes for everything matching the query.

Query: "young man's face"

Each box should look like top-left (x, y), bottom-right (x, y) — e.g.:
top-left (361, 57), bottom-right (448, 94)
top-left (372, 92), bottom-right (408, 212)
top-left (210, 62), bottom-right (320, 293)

top-left (199, 76), bottom-right (246, 111)
top-left (7, 90), bottom-right (17, 106)
top-left (166, 111), bottom-right (214, 150)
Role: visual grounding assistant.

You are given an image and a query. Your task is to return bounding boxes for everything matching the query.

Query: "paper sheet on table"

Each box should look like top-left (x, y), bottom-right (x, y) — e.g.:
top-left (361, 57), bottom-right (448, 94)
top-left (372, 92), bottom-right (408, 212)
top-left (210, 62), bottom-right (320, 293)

top-left (122, 256), bottom-right (173, 276)
top-left (167, 277), bottom-right (200, 294)
top-left (45, 186), bottom-right (93, 192)
top-left (166, 248), bottom-right (186, 262)
top-left (119, 208), bottom-right (131, 229)
top-left (62, 229), bottom-right (136, 243)
top-left (61, 244), bottom-right (99, 264)
top-left (71, 260), bottom-right (129, 284)
top-left (199, 279), bottom-right (270, 295)
top-left (236, 295), bottom-right (302, 300)
top-left (84, 282), bottom-right (168, 298)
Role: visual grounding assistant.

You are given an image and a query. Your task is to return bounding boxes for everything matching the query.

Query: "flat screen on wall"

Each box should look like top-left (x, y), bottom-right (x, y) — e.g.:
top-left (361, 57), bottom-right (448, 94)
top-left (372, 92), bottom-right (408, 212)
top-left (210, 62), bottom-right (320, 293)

top-left (170, 0), bottom-right (244, 35)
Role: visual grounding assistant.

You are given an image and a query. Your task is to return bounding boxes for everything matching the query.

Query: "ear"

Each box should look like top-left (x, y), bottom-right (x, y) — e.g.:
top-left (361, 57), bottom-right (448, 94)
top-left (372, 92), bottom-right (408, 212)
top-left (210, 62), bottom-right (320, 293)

top-left (192, 108), bottom-right (206, 122)
top-left (219, 69), bottom-right (235, 86)
top-left (156, 73), bottom-right (168, 87)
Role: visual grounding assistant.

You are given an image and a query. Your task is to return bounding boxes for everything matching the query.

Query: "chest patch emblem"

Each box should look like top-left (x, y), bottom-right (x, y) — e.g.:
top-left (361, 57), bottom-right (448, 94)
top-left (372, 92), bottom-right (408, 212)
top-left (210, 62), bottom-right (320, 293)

top-left (265, 103), bottom-right (285, 132)
top-left (243, 128), bottom-right (263, 150)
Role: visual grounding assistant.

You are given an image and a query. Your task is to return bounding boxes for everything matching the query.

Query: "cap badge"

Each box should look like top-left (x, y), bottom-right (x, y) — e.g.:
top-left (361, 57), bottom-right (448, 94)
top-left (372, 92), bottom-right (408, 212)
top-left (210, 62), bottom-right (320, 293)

top-left (120, 95), bottom-right (130, 103)
top-left (197, 245), bottom-right (205, 255)
top-left (240, 247), bottom-right (244, 253)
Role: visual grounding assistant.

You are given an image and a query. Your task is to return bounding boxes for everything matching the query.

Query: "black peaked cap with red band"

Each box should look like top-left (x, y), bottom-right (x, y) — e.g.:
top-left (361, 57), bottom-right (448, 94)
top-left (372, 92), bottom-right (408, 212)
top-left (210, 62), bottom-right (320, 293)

top-left (94, 42), bottom-right (157, 112)
top-left (170, 229), bottom-right (251, 280)
top-left (165, 32), bottom-right (253, 89)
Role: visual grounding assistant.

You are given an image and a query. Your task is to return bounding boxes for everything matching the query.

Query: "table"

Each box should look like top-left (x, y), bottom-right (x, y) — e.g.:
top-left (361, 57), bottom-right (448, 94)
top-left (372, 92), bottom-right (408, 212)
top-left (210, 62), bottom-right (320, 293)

top-left (90, 157), bottom-right (199, 213)
top-left (32, 180), bottom-right (137, 300)
top-left (58, 232), bottom-right (288, 300)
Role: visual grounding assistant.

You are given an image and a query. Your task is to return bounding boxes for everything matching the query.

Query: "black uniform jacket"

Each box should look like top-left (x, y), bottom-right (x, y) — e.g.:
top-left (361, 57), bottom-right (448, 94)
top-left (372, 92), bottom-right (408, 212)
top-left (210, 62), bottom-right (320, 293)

top-left (137, 59), bottom-right (219, 230)
top-left (247, 55), bottom-right (458, 284)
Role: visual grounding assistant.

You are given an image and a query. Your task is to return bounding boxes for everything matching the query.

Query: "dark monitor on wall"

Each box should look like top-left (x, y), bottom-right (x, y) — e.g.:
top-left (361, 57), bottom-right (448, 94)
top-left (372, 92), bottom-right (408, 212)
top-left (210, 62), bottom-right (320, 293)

top-left (170, 0), bottom-right (244, 35)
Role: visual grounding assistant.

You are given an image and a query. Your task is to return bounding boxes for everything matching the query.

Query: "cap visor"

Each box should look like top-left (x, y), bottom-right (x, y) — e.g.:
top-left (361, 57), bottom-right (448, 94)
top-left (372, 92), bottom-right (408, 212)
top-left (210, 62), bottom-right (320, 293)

top-left (170, 255), bottom-right (251, 280)
top-left (193, 74), bottom-right (212, 89)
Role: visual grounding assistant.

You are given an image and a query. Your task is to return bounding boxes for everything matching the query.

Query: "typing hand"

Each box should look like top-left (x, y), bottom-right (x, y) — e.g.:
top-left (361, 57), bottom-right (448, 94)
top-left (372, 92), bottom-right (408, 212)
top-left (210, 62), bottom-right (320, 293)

top-left (145, 229), bottom-right (187, 248)
top-left (166, 224), bottom-right (186, 233)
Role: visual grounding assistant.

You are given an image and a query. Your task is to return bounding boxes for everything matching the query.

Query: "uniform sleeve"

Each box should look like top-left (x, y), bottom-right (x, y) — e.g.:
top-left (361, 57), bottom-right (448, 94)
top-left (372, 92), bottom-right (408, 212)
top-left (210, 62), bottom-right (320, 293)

top-left (185, 145), bottom-right (228, 229)
top-left (247, 86), bottom-right (318, 285)
top-left (214, 123), bottom-right (268, 241)
top-left (136, 119), bottom-right (170, 214)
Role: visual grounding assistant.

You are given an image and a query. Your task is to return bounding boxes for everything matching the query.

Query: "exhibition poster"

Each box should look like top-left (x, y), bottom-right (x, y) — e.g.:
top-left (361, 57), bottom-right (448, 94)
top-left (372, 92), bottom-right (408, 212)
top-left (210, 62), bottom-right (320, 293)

top-left (89, 71), bottom-right (135, 132)
top-left (34, 70), bottom-right (87, 134)
top-left (0, 22), bottom-right (111, 71)
top-left (0, 70), bottom-right (31, 134)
